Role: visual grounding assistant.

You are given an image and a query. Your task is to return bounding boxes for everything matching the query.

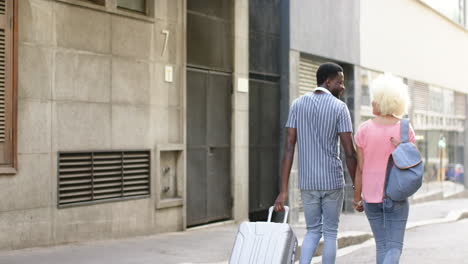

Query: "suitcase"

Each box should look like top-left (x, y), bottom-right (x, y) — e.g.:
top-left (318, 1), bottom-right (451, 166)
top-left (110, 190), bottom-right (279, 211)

top-left (229, 206), bottom-right (298, 264)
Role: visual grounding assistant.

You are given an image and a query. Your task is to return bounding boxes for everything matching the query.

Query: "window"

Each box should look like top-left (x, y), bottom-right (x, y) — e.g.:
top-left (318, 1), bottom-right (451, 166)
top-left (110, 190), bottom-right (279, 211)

top-left (444, 90), bottom-right (455, 115)
top-left (58, 0), bottom-right (152, 18)
top-left (360, 68), bottom-right (382, 107)
top-left (117, 0), bottom-right (146, 14)
top-left (360, 71), bottom-right (370, 106)
top-left (81, 0), bottom-right (105, 5)
top-left (0, 0), bottom-right (17, 174)
top-left (420, 0), bottom-right (466, 27)
top-left (429, 86), bottom-right (444, 113)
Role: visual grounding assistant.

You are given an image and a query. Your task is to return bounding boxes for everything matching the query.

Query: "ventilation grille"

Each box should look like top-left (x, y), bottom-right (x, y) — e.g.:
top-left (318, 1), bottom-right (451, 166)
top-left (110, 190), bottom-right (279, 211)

top-left (0, 1), bottom-right (5, 15)
top-left (0, 29), bottom-right (5, 142)
top-left (58, 150), bottom-right (151, 207)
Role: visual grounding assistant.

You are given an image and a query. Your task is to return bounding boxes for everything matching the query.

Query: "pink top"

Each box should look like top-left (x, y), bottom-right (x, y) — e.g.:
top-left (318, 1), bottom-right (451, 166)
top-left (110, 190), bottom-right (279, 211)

top-left (355, 119), bottom-right (415, 203)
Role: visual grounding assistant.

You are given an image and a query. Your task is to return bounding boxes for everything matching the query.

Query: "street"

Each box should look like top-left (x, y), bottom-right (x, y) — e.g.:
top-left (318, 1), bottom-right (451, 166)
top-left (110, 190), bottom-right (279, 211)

top-left (336, 219), bottom-right (468, 264)
top-left (1, 197), bottom-right (467, 264)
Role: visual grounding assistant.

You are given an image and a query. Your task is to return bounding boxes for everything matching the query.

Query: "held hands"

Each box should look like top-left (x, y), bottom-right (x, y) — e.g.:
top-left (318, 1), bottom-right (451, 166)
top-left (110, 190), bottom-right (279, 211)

top-left (274, 192), bottom-right (287, 212)
top-left (352, 200), bottom-right (364, 212)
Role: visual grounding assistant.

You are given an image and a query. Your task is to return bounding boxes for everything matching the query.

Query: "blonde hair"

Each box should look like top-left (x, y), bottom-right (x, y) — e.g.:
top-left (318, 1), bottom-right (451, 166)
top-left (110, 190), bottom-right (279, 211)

top-left (370, 73), bottom-right (410, 117)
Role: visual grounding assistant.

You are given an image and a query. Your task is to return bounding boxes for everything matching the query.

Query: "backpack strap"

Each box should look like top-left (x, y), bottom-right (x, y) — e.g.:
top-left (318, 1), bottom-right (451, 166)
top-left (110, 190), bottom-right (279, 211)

top-left (401, 119), bottom-right (409, 143)
top-left (384, 118), bottom-right (409, 200)
top-left (384, 119), bottom-right (409, 201)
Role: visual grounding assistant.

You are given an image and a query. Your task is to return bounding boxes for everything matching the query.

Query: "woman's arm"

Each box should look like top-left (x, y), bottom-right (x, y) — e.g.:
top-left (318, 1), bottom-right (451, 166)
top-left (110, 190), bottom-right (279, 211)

top-left (353, 147), bottom-right (364, 212)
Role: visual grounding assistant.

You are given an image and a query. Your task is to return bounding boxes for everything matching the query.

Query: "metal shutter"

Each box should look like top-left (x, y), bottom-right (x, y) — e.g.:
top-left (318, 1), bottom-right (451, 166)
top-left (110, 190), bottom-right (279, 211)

top-left (0, 0), bottom-right (14, 166)
top-left (58, 150), bottom-right (151, 207)
top-left (298, 57), bottom-right (325, 96)
top-left (0, 28), bottom-right (5, 142)
top-left (411, 81), bottom-right (429, 111)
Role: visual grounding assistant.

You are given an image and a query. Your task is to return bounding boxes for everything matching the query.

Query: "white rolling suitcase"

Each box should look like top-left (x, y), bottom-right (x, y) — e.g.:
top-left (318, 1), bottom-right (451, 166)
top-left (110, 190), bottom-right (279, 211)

top-left (229, 206), bottom-right (298, 264)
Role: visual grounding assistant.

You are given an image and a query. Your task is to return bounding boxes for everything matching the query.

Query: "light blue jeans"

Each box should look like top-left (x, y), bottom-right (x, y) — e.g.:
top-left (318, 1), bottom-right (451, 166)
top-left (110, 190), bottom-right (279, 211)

top-left (363, 199), bottom-right (409, 264)
top-left (299, 188), bottom-right (344, 264)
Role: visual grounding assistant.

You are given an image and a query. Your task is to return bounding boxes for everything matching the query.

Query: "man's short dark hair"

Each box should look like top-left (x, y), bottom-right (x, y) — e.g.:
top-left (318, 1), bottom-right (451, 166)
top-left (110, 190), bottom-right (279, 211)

top-left (316, 62), bottom-right (343, 86)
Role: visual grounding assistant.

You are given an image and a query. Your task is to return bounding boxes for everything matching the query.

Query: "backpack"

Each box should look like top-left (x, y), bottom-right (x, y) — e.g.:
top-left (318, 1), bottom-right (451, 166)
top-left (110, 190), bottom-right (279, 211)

top-left (384, 119), bottom-right (424, 201)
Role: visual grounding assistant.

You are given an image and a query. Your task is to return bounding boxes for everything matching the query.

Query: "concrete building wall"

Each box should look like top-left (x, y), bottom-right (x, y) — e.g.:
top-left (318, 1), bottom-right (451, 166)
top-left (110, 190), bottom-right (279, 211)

top-left (285, 0), bottom-right (361, 220)
top-left (290, 0), bottom-right (360, 65)
top-left (360, 0), bottom-right (468, 93)
top-left (0, 0), bottom-right (186, 249)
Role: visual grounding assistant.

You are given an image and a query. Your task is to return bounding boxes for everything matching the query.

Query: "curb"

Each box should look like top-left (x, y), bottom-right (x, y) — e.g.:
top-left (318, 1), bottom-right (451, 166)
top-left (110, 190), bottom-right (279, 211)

top-left (295, 209), bottom-right (468, 261)
top-left (188, 209), bottom-right (468, 264)
top-left (406, 209), bottom-right (468, 230)
top-left (294, 231), bottom-right (373, 260)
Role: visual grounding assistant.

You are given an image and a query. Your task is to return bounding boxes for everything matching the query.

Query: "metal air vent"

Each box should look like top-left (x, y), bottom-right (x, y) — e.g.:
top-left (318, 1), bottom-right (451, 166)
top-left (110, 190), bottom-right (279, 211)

top-left (58, 150), bottom-right (150, 207)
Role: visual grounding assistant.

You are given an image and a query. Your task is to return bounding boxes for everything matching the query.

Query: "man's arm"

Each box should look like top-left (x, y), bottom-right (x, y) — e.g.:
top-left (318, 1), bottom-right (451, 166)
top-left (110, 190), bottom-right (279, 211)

top-left (339, 132), bottom-right (357, 185)
top-left (274, 127), bottom-right (297, 212)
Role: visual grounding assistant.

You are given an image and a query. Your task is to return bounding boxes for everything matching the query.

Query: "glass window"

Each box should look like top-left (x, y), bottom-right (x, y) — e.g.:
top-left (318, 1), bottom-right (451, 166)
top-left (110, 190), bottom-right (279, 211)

top-left (117, 0), bottom-right (146, 13)
top-left (429, 86), bottom-right (444, 113)
top-left (360, 71), bottom-right (370, 106)
top-left (86, 0), bottom-right (105, 5)
top-left (360, 69), bottom-right (382, 107)
top-left (420, 0), bottom-right (465, 26)
top-left (444, 90), bottom-right (455, 115)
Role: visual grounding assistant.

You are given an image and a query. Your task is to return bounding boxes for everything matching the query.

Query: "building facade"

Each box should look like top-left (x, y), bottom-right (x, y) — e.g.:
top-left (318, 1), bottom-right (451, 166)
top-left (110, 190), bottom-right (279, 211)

top-left (282, 0), bottom-right (468, 222)
top-left (280, 0), bottom-right (361, 220)
top-left (1, 0), bottom-right (467, 249)
top-left (1, 0), bottom-right (251, 249)
top-left (358, 0), bottom-right (468, 200)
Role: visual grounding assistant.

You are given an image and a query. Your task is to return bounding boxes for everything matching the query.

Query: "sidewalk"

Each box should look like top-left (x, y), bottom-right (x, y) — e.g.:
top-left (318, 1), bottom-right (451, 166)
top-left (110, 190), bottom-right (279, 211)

top-left (0, 198), bottom-right (467, 264)
top-left (410, 180), bottom-right (466, 203)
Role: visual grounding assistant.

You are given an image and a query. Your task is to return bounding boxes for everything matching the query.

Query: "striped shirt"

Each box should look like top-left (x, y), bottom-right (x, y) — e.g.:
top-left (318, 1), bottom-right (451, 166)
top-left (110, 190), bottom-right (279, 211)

top-left (286, 88), bottom-right (353, 190)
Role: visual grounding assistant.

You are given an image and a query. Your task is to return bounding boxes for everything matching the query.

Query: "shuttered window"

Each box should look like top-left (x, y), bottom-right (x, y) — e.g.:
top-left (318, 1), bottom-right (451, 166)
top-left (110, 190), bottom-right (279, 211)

top-left (58, 151), bottom-right (151, 207)
top-left (410, 81), bottom-right (429, 130)
top-left (0, 27), bottom-right (6, 142)
top-left (0, 0), bottom-right (17, 173)
top-left (412, 81), bottom-right (429, 111)
top-left (298, 57), bottom-right (326, 96)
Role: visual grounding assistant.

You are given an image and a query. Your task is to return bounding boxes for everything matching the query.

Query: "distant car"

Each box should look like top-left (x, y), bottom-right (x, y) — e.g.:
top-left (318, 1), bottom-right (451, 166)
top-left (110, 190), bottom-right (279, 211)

top-left (445, 164), bottom-right (464, 184)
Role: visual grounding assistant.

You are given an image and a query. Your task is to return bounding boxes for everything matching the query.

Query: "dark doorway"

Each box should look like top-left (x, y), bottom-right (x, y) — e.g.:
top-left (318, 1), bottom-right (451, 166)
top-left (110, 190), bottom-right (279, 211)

top-left (186, 69), bottom-right (232, 226)
top-left (248, 0), bottom-right (282, 221)
top-left (186, 0), bottom-right (233, 227)
top-left (249, 78), bottom-right (281, 221)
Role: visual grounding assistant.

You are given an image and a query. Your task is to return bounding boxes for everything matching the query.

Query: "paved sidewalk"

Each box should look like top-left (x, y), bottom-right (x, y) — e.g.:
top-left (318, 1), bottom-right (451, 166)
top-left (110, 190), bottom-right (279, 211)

top-left (0, 198), bottom-right (467, 264)
top-left (411, 180), bottom-right (466, 203)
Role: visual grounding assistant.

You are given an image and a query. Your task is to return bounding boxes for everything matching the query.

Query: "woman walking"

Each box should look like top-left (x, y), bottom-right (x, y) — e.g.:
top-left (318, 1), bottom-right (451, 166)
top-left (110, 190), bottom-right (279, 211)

top-left (353, 74), bottom-right (415, 264)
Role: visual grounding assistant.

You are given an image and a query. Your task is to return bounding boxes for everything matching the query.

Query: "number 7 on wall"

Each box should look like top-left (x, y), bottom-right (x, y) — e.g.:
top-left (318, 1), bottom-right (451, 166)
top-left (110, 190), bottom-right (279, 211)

top-left (161, 30), bottom-right (170, 56)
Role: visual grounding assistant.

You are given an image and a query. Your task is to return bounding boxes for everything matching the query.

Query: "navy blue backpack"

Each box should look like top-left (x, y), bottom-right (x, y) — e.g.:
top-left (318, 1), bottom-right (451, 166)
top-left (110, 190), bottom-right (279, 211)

top-left (384, 119), bottom-right (424, 202)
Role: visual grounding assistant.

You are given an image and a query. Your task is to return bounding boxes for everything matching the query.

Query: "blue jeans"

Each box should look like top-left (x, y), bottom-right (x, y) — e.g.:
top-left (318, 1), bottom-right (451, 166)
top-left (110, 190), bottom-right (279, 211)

top-left (299, 188), bottom-right (344, 264)
top-left (363, 200), bottom-right (409, 264)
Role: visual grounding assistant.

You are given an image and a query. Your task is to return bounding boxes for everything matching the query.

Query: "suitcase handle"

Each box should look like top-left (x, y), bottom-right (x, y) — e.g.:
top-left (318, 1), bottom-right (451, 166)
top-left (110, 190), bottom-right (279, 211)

top-left (267, 206), bottom-right (289, 223)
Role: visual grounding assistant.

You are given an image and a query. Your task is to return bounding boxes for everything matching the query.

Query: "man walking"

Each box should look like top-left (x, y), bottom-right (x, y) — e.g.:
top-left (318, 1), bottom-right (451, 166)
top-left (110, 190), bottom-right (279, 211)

top-left (274, 62), bottom-right (357, 264)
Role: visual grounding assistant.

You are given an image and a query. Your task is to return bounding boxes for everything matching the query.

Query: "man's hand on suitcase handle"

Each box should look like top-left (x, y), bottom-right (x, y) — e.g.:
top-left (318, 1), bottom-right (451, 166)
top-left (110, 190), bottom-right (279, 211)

top-left (274, 192), bottom-right (288, 212)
